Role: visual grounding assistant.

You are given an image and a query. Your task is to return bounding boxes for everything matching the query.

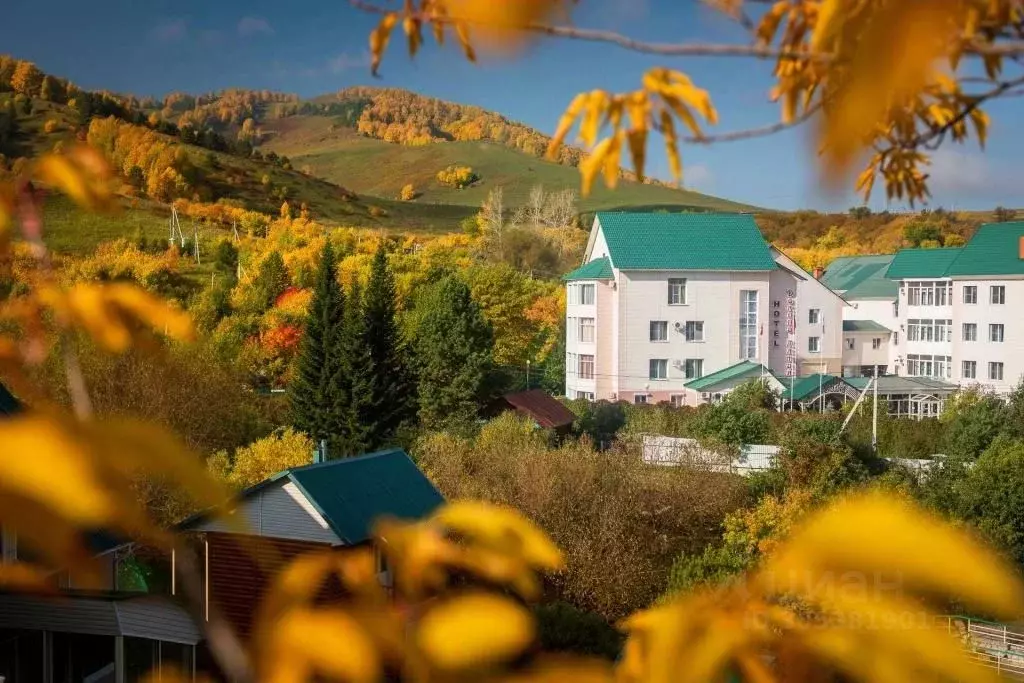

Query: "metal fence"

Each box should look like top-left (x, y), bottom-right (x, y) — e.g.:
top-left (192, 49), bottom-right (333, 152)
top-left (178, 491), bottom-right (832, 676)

top-left (944, 615), bottom-right (1024, 678)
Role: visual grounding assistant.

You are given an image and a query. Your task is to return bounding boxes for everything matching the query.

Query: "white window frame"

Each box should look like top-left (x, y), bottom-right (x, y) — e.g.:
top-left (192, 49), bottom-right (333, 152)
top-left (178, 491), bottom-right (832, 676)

top-left (991, 285), bottom-right (1006, 305)
top-left (963, 323), bottom-right (977, 342)
top-left (668, 278), bottom-right (687, 305)
top-left (578, 354), bottom-right (595, 380)
top-left (649, 320), bottom-right (668, 343)
top-left (990, 362), bottom-right (1004, 381)
top-left (990, 324), bottom-right (1005, 343)
top-left (962, 360), bottom-right (977, 379)
top-left (739, 290), bottom-right (758, 360)
top-left (575, 390), bottom-right (595, 401)
top-left (634, 394), bottom-right (649, 405)
top-left (808, 336), bottom-right (821, 353)
top-left (872, 338), bottom-right (882, 350)
top-left (684, 358), bottom-right (704, 380)
top-left (649, 358), bottom-right (668, 380)
top-left (670, 394), bottom-right (685, 408)
top-left (845, 338), bottom-right (855, 351)
top-left (684, 321), bottom-right (705, 342)
top-left (963, 285), bottom-right (977, 304)
top-left (808, 308), bottom-right (821, 325)
top-left (579, 284), bottom-right (595, 306)
top-left (578, 317), bottom-right (595, 343)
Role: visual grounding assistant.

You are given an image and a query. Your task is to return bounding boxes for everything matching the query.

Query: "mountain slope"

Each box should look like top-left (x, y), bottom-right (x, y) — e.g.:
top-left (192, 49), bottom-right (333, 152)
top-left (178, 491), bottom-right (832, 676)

top-left (259, 114), bottom-right (754, 214)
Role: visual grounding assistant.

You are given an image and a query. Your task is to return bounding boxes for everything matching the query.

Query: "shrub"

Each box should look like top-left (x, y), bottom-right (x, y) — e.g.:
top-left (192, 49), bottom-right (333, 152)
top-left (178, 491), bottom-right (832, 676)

top-left (436, 164), bottom-right (479, 188)
top-left (43, 119), bottom-right (60, 134)
top-left (414, 413), bottom-right (747, 620)
top-left (400, 183), bottom-right (416, 201)
top-left (534, 602), bottom-right (624, 660)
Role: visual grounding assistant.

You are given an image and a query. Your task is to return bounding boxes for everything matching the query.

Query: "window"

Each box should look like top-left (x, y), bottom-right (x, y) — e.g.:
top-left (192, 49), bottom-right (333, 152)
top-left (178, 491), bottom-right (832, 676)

top-left (990, 362), bottom-right (1005, 381)
top-left (991, 285), bottom-right (1006, 305)
top-left (907, 319), bottom-right (952, 342)
top-left (907, 281), bottom-right (950, 307)
top-left (684, 358), bottom-right (704, 379)
top-left (808, 308), bottom-right (821, 325)
top-left (579, 284), bottom-right (595, 305)
top-left (739, 290), bottom-right (759, 360)
top-left (808, 336), bottom-right (821, 353)
top-left (963, 323), bottom-right (977, 342)
top-left (578, 317), bottom-right (595, 343)
top-left (845, 338), bottom-right (855, 351)
top-left (668, 278), bottom-right (687, 305)
top-left (990, 324), bottom-right (1005, 343)
top-left (962, 361), bottom-right (977, 379)
top-left (578, 354), bottom-right (594, 380)
top-left (894, 331), bottom-right (899, 346)
top-left (963, 286), bottom-right (977, 304)
top-left (684, 321), bottom-right (705, 342)
top-left (649, 359), bottom-right (668, 380)
top-left (872, 338), bottom-right (882, 350)
top-left (906, 354), bottom-right (952, 379)
top-left (634, 394), bottom-right (649, 405)
top-left (649, 320), bottom-right (668, 342)
top-left (576, 390), bottom-right (595, 401)
top-left (670, 394), bottom-right (685, 408)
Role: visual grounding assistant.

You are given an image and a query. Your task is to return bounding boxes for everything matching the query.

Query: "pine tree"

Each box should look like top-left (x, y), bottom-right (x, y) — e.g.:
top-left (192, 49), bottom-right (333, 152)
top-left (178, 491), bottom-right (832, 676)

top-left (362, 244), bottom-right (416, 447)
top-left (291, 243), bottom-right (345, 445)
top-left (414, 276), bottom-right (494, 431)
top-left (328, 280), bottom-right (375, 456)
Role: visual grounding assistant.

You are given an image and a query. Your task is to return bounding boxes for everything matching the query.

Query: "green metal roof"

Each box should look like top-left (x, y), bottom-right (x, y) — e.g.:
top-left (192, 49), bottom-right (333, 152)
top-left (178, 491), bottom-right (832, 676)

top-left (563, 256), bottom-right (613, 281)
top-left (820, 254), bottom-right (898, 299)
top-left (594, 212), bottom-right (777, 271)
top-left (779, 374), bottom-right (840, 401)
top-left (844, 376), bottom-right (957, 393)
top-left (945, 222), bottom-right (1024, 277)
top-left (842, 320), bottom-right (892, 333)
top-left (684, 360), bottom-right (770, 391)
top-left (284, 449), bottom-right (444, 544)
top-left (885, 247), bottom-right (963, 279)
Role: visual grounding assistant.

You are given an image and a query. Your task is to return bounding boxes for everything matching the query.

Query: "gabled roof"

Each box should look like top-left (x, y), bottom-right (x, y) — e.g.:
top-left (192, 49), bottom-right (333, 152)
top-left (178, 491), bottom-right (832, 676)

top-left (885, 247), bottom-right (963, 279)
top-left (500, 389), bottom-right (577, 429)
top-left (685, 360), bottom-right (770, 391)
top-left (779, 374), bottom-right (841, 401)
top-left (820, 254), bottom-right (898, 299)
top-left (182, 448), bottom-right (444, 545)
top-left (563, 256), bottom-right (613, 281)
top-left (945, 222), bottom-right (1024, 276)
top-left (594, 212), bottom-right (777, 271)
top-left (842, 320), bottom-right (892, 333)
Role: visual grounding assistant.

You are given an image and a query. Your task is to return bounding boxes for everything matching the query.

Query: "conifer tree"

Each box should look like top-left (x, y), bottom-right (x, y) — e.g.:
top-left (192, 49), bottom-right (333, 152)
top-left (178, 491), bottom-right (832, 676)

top-left (329, 280), bottom-right (375, 456)
top-left (362, 243), bottom-right (416, 447)
top-left (291, 243), bottom-right (344, 445)
top-left (413, 276), bottom-right (494, 431)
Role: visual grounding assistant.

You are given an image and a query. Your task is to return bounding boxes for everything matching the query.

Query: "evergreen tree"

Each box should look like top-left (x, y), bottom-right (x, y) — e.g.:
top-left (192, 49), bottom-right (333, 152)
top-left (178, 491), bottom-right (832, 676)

top-left (291, 244), bottom-right (345, 445)
top-left (329, 281), bottom-right (375, 456)
top-left (413, 276), bottom-right (494, 431)
top-left (250, 251), bottom-right (290, 312)
top-left (362, 244), bottom-right (416, 447)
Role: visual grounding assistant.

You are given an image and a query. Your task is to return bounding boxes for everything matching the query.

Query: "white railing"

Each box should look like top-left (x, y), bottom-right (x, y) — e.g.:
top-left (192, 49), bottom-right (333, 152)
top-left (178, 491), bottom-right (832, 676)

top-left (944, 615), bottom-right (1024, 679)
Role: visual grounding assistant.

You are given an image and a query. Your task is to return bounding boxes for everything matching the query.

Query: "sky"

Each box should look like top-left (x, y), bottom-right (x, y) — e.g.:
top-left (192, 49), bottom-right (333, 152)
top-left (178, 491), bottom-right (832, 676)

top-left (2, 0), bottom-right (1021, 211)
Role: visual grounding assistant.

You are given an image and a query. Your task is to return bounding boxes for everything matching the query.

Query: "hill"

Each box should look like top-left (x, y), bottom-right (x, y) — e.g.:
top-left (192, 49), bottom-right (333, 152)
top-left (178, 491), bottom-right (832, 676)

top-left (258, 114), bottom-right (752, 215)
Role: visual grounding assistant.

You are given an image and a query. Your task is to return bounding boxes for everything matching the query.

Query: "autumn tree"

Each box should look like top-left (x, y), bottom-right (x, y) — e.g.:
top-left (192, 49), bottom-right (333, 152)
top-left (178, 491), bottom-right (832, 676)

top-left (994, 206), bottom-right (1018, 223)
top-left (10, 61), bottom-right (43, 98)
top-left (40, 75), bottom-right (63, 103)
top-left (436, 164), bottom-right (478, 188)
top-left (412, 275), bottom-right (494, 431)
top-left (210, 428), bottom-right (314, 489)
top-left (400, 183), bottom-right (416, 201)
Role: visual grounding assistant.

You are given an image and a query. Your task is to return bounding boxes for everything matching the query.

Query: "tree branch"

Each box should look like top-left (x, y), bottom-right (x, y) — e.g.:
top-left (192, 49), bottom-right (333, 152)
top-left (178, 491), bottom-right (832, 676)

top-left (912, 74), bottom-right (1024, 149)
top-left (681, 103), bottom-right (821, 144)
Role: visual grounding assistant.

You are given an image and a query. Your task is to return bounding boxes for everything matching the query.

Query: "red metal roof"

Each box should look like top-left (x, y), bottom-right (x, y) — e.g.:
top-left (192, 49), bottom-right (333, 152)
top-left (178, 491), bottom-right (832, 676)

top-left (501, 389), bottom-right (577, 429)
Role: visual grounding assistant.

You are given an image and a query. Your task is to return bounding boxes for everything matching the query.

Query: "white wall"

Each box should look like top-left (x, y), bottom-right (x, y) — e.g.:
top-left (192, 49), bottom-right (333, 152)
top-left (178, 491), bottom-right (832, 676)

top-left (615, 270), bottom-right (771, 395)
top-left (842, 331), bottom-right (892, 372)
top-left (894, 280), bottom-right (953, 378)
top-left (952, 278), bottom-right (1024, 392)
top-left (768, 251), bottom-right (845, 375)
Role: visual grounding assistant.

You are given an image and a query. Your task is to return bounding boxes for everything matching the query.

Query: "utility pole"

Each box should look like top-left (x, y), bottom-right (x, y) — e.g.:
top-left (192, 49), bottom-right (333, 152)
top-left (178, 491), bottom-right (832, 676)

top-left (526, 360), bottom-right (531, 390)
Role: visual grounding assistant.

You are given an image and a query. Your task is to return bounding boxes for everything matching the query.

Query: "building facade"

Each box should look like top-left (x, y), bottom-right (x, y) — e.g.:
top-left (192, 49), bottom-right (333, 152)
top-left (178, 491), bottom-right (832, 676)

top-left (564, 213), bottom-right (846, 405)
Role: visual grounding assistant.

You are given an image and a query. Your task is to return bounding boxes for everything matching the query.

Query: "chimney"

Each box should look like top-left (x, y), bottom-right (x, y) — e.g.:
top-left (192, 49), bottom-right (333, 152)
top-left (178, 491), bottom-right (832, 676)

top-left (813, 266), bottom-right (824, 280)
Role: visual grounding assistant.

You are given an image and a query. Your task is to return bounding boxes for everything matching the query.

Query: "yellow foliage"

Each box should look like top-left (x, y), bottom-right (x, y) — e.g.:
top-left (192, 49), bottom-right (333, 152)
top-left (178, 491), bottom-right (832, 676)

top-left (400, 183), bottom-right (416, 201)
top-left (436, 164), bottom-right (478, 188)
top-left (215, 428), bottom-right (314, 489)
top-left (415, 592), bottom-right (535, 671)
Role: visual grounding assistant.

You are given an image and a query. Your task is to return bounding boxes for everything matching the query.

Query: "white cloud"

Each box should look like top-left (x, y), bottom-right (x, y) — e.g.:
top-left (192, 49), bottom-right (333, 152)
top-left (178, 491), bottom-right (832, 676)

top-left (327, 51), bottom-right (372, 74)
top-left (152, 19), bottom-right (187, 43)
top-left (927, 148), bottom-right (1021, 206)
top-left (683, 164), bottom-right (715, 192)
top-left (238, 16), bottom-right (275, 37)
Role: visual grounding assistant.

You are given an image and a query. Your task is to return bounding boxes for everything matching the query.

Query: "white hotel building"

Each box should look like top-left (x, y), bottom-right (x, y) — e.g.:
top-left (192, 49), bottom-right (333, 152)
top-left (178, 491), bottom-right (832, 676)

top-left (563, 213), bottom-right (846, 405)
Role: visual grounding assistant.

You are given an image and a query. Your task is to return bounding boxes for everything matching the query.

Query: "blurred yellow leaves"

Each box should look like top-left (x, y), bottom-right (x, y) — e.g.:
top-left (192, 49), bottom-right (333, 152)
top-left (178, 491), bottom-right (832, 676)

top-left (546, 68), bottom-right (718, 194)
top-left (34, 145), bottom-right (118, 213)
top-left (264, 608), bottom-right (380, 683)
top-left (620, 491), bottom-right (1024, 683)
top-left (415, 592), bottom-right (534, 671)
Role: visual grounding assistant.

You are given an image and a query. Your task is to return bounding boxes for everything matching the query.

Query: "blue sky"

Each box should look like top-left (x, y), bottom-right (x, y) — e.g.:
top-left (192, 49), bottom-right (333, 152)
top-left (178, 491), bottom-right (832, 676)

top-left (2, 0), bottom-right (1021, 211)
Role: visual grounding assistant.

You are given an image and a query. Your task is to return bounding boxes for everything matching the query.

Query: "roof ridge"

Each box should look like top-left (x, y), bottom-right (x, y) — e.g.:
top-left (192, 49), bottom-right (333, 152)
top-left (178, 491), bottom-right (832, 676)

top-left (285, 447), bottom-right (408, 475)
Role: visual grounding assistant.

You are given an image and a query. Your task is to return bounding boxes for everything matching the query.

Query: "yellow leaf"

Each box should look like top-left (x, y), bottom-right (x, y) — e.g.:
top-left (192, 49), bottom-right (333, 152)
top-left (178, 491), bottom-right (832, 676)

top-left (970, 108), bottom-right (989, 148)
top-left (404, 16), bottom-right (423, 58)
top-left (580, 90), bottom-right (610, 148)
top-left (34, 146), bottom-right (116, 212)
top-left (819, 0), bottom-right (962, 175)
top-left (660, 111), bottom-right (682, 185)
top-left (433, 501), bottom-right (563, 570)
top-left (602, 132), bottom-right (623, 189)
top-left (762, 492), bottom-right (1024, 620)
top-left (415, 592), bottom-right (534, 672)
top-left (455, 22), bottom-right (477, 62)
top-left (498, 655), bottom-right (614, 683)
top-left (546, 92), bottom-right (588, 161)
top-left (369, 12), bottom-right (400, 75)
top-left (262, 608), bottom-right (379, 683)
top-left (0, 562), bottom-right (54, 592)
top-left (0, 182), bottom-right (13, 234)
top-left (811, 0), bottom-right (842, 51)
top-left (627, 128), bottom-right (648, 182)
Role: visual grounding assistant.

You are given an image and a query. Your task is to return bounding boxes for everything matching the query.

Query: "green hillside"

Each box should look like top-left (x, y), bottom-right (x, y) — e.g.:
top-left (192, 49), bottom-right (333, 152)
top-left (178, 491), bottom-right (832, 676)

top-left (260, 115), bottom-right (754, 215)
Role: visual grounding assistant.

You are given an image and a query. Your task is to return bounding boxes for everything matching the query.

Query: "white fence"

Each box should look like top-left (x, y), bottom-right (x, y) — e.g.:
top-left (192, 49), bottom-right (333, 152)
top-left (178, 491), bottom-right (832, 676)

top-left (641, 435), bottom-right (779, 476)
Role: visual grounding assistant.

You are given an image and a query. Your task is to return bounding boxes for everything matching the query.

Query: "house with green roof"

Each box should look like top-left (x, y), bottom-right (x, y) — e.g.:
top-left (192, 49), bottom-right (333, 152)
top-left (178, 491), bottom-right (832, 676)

top-left (564, 212), bottom-right (847, 406)
top-left (884, 221), bottom-right (1024, 394)
top-left (0, 447), bottom-right (443, 680)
